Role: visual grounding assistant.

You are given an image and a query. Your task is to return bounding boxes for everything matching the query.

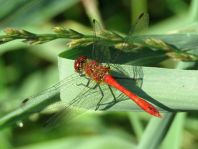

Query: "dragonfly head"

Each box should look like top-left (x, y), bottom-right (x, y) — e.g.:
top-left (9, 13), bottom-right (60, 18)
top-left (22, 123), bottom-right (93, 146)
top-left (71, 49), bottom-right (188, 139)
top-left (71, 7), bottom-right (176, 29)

top-left (74, 56), bottom-right (87, 73)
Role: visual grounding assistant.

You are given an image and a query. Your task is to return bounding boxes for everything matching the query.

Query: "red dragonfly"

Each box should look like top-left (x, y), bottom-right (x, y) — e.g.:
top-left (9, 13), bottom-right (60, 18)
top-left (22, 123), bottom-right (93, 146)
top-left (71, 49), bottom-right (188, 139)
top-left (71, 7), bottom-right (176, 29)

top-left (74, 55), bottom-right (161, 117)
top-left (20, 13), bottom-right (161, 127)
top-left (70, 13), bottom-right (161, 117)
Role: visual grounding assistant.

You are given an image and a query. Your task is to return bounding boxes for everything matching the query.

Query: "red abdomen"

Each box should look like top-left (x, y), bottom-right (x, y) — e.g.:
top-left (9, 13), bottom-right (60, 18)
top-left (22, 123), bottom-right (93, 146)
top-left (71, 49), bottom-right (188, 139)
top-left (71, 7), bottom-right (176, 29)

top-left (103, 74), bottom-right (161, 118)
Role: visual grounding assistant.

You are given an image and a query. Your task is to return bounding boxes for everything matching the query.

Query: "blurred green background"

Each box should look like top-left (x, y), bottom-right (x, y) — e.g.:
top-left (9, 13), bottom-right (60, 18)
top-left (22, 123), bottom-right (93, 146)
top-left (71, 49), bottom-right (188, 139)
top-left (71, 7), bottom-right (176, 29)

top-left (0, 0), bottom-right (198, 149)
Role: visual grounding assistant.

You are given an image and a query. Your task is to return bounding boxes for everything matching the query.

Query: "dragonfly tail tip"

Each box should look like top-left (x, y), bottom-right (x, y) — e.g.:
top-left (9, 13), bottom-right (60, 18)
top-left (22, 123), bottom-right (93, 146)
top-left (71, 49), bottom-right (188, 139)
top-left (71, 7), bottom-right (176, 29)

top-left (154, 112), bottom-right (162, 118)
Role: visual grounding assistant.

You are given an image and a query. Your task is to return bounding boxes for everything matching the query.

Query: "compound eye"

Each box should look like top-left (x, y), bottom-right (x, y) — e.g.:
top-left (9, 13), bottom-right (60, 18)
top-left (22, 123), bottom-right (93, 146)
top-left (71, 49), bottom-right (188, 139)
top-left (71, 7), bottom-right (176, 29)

top-left (74, 61), bottom-right (81, 72)
top-left (74, 56), bottom-right (87, 73)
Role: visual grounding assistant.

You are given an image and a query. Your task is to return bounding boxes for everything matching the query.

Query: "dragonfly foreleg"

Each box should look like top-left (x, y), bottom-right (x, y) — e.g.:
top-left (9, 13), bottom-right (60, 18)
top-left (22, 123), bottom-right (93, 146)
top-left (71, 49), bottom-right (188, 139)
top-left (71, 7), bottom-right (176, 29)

top-left (76, 77), bottom-right (98, 90)
top-left (76, 77), bottom-right (91, 87)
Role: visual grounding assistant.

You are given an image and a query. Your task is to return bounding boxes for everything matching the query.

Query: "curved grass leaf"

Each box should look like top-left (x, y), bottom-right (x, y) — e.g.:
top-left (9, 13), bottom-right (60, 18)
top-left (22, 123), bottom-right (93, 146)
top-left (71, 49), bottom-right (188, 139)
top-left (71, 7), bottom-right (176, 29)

top-left (161, 113), bottom-right (186, 149)
top-left (0, 45), bottom-right (197, 129)
top-left (59, 46), bottom-right (198, 112)
top-left (18, 135), bottom-right (134, 149)
top-left (137, 113), bottom-right (175, 149)
top-left (0, 0), bottom-right (80, 28)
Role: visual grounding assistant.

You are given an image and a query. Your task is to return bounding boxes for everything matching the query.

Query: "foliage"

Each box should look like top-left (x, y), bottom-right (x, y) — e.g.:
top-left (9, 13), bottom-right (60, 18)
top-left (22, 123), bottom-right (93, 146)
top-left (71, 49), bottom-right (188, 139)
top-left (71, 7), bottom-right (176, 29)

top-left (0, 0), bottom-right (198, 149)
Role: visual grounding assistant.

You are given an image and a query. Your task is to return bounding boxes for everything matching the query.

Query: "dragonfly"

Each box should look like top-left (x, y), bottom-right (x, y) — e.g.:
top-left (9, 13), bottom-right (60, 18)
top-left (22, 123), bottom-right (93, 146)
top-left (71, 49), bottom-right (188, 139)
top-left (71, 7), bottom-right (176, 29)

top-left (73, 55), bottom-right (160, 117)
top-left (20, 13), bottom-right (161, 126)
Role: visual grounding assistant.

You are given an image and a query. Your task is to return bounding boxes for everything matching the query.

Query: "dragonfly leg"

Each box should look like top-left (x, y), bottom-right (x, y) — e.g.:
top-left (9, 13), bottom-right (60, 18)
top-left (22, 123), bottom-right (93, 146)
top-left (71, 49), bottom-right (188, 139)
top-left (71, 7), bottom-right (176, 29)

top-left (95, 85), bottom-right (104, 111)
top-left (76, 77), bottom-right (92, 88)
top-left (107, 85), bottom-right (117, 102)
top-left (94, 84), bottom-right (119, 111)
top-left (97, 85), bottom-right (117, 107)
top-left (95, 85), bottom-right (120, 111)
top-left (76, 75), bottom-right (100, 90)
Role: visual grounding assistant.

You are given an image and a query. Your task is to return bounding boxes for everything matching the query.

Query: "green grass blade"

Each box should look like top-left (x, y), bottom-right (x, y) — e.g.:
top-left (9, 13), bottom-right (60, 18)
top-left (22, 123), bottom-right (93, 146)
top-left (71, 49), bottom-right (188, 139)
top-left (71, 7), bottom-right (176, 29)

top-left (0, 0), bottom-right (80, 28)
top-left (137, 113), bottom-right (175, 149)
top-left (161, 113), bottom-right (186, 149)
top-left (0, 44), bottom-right (197, 129)
top-left (59, 46), bottom-right (198, 112)
top-left (18, 135), bottom-right (134, 149)
top-left (0, 89), bottom-right (59, 129)
top-left (128, 113), bottom-right (144, 141)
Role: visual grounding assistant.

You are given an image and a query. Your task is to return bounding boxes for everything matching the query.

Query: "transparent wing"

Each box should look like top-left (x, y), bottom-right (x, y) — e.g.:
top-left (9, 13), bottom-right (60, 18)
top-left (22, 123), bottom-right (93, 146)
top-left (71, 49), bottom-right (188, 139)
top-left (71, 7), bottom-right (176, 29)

top-left (43, 80), bottom-right (128, 130)
top-left (20, 71), bottom-right (128, 130)
top-left (20, 66), bottom-right (155, 131)
top-left (110, 64), bottom-right (143, 88)
top-left (130, 12), bottom-right (149, 35)
top-left (91, 19), bottom-right (111, 63)
top-left (91, 18), bottom-right (144, 90)
top-left (90, 13), bottom-right (149, 64)
top-left (20, 73), bottom-right (80, 111)
top-left (122, 12), bottom-right (149, 53)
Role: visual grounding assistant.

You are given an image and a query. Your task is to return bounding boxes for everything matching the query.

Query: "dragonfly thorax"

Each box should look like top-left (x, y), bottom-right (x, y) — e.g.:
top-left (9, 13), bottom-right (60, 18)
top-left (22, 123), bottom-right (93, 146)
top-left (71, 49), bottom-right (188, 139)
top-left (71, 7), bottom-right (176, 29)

top-left (84, 60), bottom-right (110, 83)
top-left (74, 56), bottom-right (110, 83)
